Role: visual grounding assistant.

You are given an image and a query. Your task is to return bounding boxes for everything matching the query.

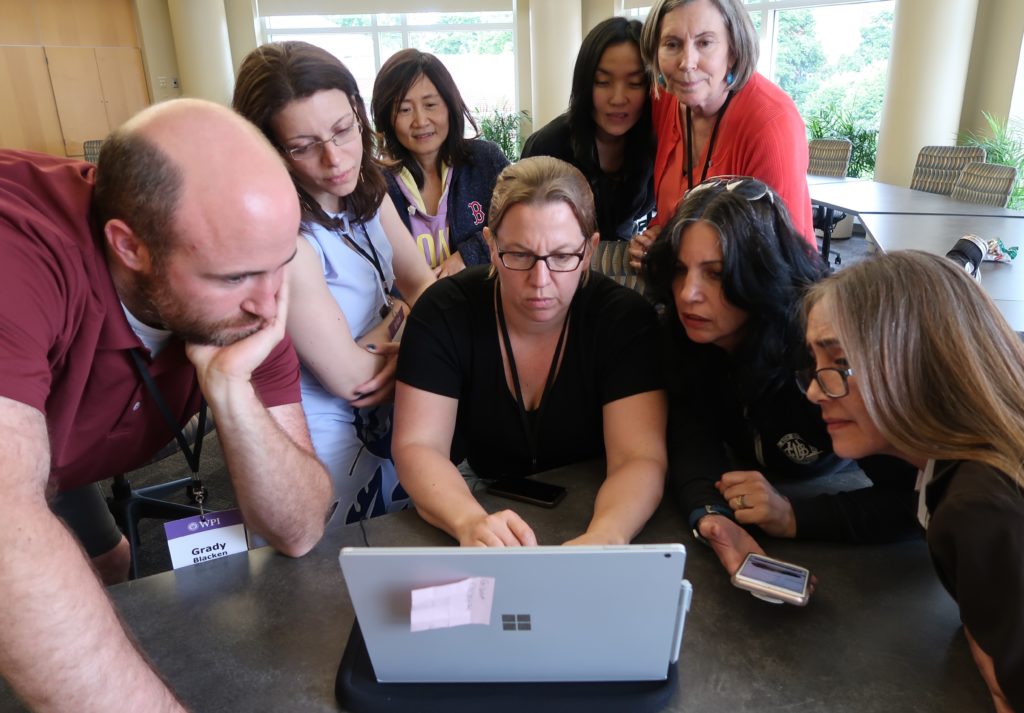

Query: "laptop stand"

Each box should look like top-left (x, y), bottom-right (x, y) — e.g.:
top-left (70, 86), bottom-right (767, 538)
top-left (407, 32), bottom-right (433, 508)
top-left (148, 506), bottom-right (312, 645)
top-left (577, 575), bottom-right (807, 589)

top-left (335, 621), bottom-right (678, 713)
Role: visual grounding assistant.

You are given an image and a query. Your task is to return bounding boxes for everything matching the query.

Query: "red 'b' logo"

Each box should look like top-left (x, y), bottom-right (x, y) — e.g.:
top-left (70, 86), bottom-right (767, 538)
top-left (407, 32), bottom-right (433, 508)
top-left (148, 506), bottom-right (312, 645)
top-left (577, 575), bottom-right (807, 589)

top-left (469, 201), bottom-right (485, 225)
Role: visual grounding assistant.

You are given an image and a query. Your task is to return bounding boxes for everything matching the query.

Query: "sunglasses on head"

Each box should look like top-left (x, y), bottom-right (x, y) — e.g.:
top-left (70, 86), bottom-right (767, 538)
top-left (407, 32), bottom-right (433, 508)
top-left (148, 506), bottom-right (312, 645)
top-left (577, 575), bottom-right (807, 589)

top-left (685, 176), bottom-right (776, 205)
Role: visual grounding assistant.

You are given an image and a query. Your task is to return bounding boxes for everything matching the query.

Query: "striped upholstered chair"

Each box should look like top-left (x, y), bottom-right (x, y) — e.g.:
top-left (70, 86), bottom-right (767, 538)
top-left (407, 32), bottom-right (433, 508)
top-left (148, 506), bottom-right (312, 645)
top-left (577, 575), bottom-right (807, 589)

top-left (910, 145), bottom-right (986, 195)
top-left (807, 138), bottom-right (852, 177)
top-left (590, 240), bottom-right (645, 294)
top-left (950, 162), bottom-right (1018, 207)
top-left (83, 139), bottom-right (105, 163)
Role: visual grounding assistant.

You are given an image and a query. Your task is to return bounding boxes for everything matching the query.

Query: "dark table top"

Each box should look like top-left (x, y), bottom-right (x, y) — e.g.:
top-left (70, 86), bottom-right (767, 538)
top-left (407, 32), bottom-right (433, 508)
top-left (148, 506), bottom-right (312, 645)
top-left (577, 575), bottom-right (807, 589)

top-left (0, 463), bottom-right (992, 712)
top-left (809, 180), bottom-right (1024, 218)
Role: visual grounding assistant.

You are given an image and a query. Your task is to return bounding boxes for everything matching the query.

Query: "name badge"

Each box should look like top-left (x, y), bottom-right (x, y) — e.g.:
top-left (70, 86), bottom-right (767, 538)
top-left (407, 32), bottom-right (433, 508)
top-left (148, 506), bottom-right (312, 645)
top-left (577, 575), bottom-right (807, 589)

top-left (164, 508), bottom-right (248, 570)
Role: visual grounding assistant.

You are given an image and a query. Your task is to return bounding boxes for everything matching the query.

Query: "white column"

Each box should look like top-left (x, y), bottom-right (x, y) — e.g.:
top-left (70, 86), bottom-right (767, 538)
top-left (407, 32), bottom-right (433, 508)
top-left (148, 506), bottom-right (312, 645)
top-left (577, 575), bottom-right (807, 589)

top-left (167, 0), bottom-right (235, 105)
top-left (874, 0), bottom-right (978, 186)
top-left (224, 0), bottom-right (260, 77)
top-left (529, 0), bottom-right (582, 127)
top-left (959, 0), bottom-right (1024, 135)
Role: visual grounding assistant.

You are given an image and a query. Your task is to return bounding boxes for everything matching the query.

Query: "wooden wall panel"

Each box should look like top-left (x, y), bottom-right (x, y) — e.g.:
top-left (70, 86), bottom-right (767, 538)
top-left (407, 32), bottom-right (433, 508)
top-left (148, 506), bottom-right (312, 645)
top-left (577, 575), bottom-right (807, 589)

top-left (37, 0), bottom-right (138, 47)
top-left (0, 0), bottom-right (40, 45)
top-left (0, 46), bottom-right (64, 155)
top-left (95, 46), bottom-right (149, 128)
top-left (44, 46), bottom-right (108, 156)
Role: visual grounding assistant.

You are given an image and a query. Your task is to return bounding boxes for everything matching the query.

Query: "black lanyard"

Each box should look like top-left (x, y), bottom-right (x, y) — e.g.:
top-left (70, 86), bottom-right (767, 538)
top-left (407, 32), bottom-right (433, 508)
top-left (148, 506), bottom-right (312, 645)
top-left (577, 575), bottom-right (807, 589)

top-left (494, 281), bottom-right (571, 473)
top-left (129, 348), bottom-right (208, 510)
top-left (312, 203), bottom-right (394, 320)
top-left (685, 91), bottom-right (734, 193)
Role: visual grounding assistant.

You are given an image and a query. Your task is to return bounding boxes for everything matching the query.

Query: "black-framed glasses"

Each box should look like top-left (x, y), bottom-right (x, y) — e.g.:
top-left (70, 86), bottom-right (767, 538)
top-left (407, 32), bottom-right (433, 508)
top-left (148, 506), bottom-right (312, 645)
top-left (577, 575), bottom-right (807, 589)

top-left (685, 176), bottom-right (775, 205)
top-left (795, 366), bottom-right (854, 399)
top-left (286, 122), bottom-right (360, 160)
top-left (497, 238), bottom-right (588, 272)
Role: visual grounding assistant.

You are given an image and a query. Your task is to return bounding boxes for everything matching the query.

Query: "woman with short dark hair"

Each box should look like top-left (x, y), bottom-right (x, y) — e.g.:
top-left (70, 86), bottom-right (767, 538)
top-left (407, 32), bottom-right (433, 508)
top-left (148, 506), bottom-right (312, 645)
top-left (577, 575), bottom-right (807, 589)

top-left (522, 17), bottom-right (655, 241)
top-left (646, 176), bottom-right (917, 576)
top-left (371, 49), bottom-right (508, 277)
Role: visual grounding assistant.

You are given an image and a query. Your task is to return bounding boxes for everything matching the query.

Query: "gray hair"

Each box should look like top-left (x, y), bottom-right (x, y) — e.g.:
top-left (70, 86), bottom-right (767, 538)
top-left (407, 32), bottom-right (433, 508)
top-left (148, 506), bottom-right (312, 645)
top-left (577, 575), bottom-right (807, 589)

top-left (640, 0), bottom-right (759, 98)
top-left (804, 251), bottom-right (1024, 486)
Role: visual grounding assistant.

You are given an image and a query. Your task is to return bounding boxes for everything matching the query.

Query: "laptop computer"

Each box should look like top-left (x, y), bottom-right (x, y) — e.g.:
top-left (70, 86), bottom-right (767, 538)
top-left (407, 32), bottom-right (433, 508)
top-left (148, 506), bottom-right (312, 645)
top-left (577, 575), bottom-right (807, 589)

top-left (339, 544), bottom-right (693, 684)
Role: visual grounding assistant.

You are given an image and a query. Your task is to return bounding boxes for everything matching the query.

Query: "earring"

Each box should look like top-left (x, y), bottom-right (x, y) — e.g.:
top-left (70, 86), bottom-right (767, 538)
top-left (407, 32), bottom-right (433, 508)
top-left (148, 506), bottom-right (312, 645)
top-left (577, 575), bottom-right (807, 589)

top-left (657, 73), bottom-right (667, 88)
top-left (726, 70), bottom-right (734, 85)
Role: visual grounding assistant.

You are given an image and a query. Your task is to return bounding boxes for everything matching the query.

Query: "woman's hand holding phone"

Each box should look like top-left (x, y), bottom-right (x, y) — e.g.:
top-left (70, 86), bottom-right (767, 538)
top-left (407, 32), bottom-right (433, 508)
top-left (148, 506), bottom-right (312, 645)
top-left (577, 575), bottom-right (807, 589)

top-left (698, 513), bottom-right (766, 574)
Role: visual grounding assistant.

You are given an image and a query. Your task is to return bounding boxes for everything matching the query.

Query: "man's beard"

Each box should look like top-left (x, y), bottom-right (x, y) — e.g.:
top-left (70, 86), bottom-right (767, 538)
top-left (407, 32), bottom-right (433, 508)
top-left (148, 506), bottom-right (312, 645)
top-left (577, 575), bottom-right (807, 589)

top-left (136, 267), bottom-right (265, 347)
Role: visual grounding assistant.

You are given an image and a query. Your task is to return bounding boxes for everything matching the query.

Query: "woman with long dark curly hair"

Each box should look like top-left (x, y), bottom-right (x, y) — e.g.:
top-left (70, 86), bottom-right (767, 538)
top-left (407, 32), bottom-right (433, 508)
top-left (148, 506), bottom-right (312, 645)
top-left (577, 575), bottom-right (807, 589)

top-left (646, 176), bottom-right (917, 576)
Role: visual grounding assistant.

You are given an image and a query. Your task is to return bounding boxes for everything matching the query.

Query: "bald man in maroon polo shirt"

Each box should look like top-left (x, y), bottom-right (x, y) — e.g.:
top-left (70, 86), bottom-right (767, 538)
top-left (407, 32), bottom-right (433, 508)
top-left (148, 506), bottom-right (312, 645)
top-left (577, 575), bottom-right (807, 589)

top-left (0, 99), bottom-right (332, 712)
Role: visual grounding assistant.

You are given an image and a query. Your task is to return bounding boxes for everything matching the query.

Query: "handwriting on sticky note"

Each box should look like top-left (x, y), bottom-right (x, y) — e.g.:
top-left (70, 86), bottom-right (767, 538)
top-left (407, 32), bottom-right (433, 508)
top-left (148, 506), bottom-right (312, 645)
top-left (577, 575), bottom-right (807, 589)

top-left (410, 577), bottom-right (495, 632)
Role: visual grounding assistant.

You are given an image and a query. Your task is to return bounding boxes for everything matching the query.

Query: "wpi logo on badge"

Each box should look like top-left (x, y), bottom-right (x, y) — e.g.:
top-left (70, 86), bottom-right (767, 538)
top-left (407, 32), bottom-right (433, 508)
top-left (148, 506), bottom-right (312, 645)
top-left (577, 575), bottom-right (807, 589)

top-left (776, 433), bottom-right (821, 465)
top-left (164, 508), bottom-right (248, 570)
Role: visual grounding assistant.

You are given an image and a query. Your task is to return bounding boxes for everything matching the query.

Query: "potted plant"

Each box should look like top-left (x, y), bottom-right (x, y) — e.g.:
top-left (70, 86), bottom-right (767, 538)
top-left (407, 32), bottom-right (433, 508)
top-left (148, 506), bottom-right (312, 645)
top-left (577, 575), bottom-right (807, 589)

top-left (477, 105), bottom-right (531, 162)
top-left (806, 103), bottom-right (879, 178)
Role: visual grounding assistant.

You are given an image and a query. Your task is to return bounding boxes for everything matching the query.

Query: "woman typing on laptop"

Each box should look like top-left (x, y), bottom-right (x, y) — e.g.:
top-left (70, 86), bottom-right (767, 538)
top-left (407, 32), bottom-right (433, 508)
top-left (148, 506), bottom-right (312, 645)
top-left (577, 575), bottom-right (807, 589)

top-left (392, 157), bottom-right (666, 546)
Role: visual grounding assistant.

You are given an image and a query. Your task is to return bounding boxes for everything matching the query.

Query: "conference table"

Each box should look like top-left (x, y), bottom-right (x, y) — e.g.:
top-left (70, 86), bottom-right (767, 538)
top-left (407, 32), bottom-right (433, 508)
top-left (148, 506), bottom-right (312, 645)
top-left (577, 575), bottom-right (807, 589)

top-left (859, 212), bottom-right (1024, 332)
top-left (807, 178), bottom-right (1024, 331)
top-left (0, 462), bottom-right (991, 712)
top-left (806, 173), bottom-right (862, 186)
top-left (809, 179), bottom-right (1024, 218)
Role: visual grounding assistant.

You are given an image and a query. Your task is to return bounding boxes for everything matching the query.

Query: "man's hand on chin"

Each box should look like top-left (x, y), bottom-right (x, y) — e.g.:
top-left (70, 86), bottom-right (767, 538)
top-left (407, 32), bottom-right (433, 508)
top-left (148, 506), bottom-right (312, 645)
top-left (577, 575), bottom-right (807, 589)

top-left (186, 280), bottom-right (290, 396)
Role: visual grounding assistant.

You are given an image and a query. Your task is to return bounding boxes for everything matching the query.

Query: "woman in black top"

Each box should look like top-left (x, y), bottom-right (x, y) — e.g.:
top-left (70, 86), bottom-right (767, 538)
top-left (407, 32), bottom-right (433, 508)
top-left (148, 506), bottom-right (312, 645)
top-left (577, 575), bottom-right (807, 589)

top-left (803, 251), bottom-right (1024, 713)
top-left (521, 17), bottom-right (655, 241)
top-left (645, 176), bottom-right (917, 576)
top-left (393, 157), bottom-right (666, 547)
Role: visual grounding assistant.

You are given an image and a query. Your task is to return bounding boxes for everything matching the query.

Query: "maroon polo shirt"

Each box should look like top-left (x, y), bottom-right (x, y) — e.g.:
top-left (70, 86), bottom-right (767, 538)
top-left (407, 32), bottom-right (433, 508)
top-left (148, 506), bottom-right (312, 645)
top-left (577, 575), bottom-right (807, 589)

top-left (0, 150), bottom-right (301, 492)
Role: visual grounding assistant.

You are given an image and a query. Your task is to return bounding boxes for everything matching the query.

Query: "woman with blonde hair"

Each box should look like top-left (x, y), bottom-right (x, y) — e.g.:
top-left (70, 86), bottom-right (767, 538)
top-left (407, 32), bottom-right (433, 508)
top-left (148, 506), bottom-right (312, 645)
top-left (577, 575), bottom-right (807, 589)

top-left (393, 156), bottom-right (666, 547)
top-left (802, 250), bottom-right (1024, 713)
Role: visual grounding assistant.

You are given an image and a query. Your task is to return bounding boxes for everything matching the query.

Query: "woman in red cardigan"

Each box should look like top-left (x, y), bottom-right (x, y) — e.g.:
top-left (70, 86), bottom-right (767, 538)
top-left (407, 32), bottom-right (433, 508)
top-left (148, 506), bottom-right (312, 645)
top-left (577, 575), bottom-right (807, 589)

top-left (628, 0), bottom-right (813, 270)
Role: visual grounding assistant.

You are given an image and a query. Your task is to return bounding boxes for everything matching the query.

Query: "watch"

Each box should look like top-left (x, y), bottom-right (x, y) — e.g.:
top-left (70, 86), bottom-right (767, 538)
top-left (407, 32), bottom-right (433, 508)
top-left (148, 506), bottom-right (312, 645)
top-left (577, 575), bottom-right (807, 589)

top-left (688, 504), bottom-right (733, 544)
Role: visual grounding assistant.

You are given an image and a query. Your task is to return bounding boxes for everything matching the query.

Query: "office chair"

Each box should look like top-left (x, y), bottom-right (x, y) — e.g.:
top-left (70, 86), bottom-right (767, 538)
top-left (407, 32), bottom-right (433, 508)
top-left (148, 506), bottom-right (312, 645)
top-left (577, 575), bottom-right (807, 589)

top-left (910, 145), bottom-right (986, 195)
top-left (808, 138), bottom-right (853, 265)
top-left (950, 162), bottom-right (1017, 207)
top-left (107, 409), bottom-right (213, 579)
top-left (83, 139), bottom-right (105, 164)
top-left (591, 239), bottom-right (647, 295)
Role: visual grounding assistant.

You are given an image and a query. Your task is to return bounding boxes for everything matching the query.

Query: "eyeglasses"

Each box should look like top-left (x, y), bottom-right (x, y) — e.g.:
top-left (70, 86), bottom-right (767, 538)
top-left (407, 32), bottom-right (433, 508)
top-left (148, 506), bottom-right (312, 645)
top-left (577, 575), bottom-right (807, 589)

top-left (286, 121), bottom-right (360, 160)
top-left (685, 176), bottom-right (775, 205)
top-left (496, 238), bottom-right (588, 272)
top-left (795, 366), bottom-right (854, 399)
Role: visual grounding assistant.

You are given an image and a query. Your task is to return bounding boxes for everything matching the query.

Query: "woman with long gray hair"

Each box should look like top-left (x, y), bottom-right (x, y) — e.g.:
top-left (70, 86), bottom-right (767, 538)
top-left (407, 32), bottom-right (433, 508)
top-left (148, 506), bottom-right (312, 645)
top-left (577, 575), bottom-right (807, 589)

top-left (802, 250), bottom-right (1024, 713)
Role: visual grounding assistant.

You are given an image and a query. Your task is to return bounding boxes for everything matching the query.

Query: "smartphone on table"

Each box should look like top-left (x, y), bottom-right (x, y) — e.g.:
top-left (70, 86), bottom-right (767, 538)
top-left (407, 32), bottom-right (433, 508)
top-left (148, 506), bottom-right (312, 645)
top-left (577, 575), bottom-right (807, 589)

top-left (731, 553), bottom-right (812, 606)
top-left (486, 478), bottom-right (567, 508)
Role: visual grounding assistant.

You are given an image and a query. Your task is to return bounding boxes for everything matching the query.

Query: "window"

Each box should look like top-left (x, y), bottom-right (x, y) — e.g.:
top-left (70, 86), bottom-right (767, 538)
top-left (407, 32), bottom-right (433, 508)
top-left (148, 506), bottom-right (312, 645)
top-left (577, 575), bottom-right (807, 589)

top-left (260, 11), bottom-right (517, 125)
top-left (752, 1), bottom-right (894, 138)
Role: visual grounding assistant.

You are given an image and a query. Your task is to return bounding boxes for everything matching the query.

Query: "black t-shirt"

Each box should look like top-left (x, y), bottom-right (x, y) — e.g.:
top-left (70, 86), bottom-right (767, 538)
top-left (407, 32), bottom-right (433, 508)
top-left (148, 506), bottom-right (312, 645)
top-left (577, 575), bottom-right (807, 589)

top-left (396, 266), bottom-right (663, 478)
top-left (521, 114), bottom-right (655, 241)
